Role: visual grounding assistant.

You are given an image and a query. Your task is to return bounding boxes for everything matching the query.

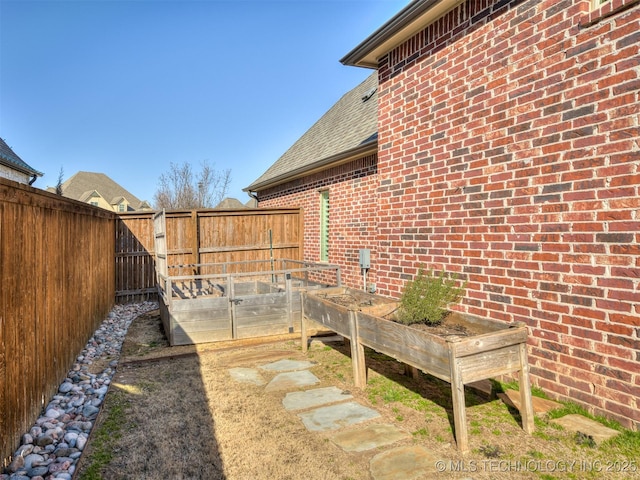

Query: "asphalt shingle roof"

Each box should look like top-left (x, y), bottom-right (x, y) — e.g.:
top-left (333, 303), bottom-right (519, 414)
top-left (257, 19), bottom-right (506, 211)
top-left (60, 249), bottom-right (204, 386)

top-left (246, 73), bottom-right (378, 192)
top-left (0, 138), bottom-right (43, 176)
top-left (60, 171), bottom-right (147, 209)
top-left (215, 197), bottom-right (249, 209)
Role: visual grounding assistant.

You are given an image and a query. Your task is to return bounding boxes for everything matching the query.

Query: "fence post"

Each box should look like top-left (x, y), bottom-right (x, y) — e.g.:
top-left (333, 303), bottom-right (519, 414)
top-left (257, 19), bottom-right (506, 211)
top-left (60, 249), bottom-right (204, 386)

top-left (192, 211), bottom-right (200, 275)
top-left (228, 275), bottom-right (236, 339)
top-left (286, 272), bottom-right (294, 333)
top-left (300, 291), bottom-right (308, 353)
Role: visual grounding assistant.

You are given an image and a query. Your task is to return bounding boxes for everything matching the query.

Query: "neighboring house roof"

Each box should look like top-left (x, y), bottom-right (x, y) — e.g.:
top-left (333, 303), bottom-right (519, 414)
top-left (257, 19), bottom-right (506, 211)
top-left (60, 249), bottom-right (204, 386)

top-left (56, 171), bottom-right (148, 210)
top-left (341, 0), bottom-right (464, 68)
top-left (245, 73), bottom-right (378, 193)
top-left (215, 197), bottom-right (249, 209)
top-left (0, 137), bottom-right (43, 178)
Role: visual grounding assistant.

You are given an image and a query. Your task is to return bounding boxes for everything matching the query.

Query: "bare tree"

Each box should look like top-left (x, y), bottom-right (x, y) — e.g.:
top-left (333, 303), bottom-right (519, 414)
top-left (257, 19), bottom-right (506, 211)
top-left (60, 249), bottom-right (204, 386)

top-left (154, 160), bottom-right (231, 209)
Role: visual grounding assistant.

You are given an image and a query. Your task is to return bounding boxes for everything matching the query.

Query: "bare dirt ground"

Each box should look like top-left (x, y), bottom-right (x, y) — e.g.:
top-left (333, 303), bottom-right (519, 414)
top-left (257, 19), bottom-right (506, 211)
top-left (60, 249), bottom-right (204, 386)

top-left (75, 310), bottom-right (639, 480)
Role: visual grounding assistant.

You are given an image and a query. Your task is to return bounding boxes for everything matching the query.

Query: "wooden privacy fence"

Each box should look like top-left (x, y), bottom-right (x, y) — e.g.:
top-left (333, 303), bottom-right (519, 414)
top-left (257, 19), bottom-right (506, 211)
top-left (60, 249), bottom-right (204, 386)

top-left (1, 190), bottom-right (303, 463)
top-left (0, 178), bottom-right (116, 464)
top-left (116, 207), bottom-right (304, 302)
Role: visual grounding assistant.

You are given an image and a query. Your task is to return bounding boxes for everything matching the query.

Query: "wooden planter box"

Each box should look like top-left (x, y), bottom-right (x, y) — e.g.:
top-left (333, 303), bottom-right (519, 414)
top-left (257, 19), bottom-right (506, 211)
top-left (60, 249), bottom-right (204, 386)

top-left (158, 262), bottom-right (341, 346)
top-left (301, 287), bottom-right (534, 452)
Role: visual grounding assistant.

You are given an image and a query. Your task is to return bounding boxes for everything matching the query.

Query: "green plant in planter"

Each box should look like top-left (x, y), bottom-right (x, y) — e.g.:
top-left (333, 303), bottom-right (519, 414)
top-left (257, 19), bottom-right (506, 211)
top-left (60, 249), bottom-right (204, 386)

top-left (397, 268), bottom-right (466, 326)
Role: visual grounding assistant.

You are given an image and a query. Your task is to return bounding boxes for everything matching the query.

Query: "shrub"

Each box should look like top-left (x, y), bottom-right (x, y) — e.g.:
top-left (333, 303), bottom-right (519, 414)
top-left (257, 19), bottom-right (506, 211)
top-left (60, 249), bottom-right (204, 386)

top-left (397, 268), bottom-right (466, 326)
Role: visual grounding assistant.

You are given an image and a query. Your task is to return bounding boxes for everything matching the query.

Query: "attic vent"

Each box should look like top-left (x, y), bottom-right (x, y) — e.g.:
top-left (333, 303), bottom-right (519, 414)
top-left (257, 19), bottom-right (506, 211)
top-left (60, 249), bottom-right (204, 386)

top-left (361, 87), bottom-right (376, 102)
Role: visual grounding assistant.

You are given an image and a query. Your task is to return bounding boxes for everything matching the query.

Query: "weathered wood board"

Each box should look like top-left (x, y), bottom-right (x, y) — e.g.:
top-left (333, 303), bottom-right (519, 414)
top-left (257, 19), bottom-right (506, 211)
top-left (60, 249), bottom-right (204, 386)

top-left (158, 262), bottom-right (340, 346)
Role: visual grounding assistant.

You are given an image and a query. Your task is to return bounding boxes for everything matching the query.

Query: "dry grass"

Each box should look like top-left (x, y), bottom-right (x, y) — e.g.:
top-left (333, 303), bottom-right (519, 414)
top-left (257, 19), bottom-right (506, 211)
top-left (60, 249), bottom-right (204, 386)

top-left (75, 311), bottom-right (640, 480)
top-left (76, 312), bottom-right (373, 480)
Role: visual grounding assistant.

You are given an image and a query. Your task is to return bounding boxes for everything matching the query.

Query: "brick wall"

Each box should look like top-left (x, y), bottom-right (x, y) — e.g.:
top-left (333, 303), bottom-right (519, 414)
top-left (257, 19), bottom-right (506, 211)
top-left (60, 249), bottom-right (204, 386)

top-left (376, 0), bottom-right (640, 428)
top-left (258, 155), bottom-right (379, 289)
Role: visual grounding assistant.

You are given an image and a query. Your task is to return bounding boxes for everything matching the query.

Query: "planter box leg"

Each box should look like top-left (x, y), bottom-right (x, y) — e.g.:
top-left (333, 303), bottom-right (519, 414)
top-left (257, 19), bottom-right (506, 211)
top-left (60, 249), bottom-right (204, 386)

top-left (518, 343), bottom-right (535, 434)
top-left (301, 316), bottom-right (309, 353)
top-left (404, 364), bottom-right (420, 381)
top-left (449, 352), bottom-right (469, 453)
top-left (349, 312), bottom-right (367, 388)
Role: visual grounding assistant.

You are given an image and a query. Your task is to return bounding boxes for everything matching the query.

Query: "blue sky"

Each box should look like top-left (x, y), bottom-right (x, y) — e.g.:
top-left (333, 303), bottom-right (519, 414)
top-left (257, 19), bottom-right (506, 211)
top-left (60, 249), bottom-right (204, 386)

top-left (1, 0), bottom-right (407, 206)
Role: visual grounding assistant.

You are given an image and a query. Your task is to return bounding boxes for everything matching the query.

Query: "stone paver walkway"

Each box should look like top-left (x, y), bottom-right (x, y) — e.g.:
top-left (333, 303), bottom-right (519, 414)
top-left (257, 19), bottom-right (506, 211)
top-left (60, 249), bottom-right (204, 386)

top-left (230, 355), bottom-right (620, 479)
top-left (231, 357), bottom-right (437, 479)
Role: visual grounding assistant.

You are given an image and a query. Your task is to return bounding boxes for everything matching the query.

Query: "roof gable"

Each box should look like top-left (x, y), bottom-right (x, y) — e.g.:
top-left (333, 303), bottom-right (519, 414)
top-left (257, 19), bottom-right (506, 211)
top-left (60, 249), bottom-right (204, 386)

top-left (78, 190), bottom-right (104, 202)
top-left (110, 196), bottom-right (128, 205)
top-left (245, 73), bottom-right (378, 192)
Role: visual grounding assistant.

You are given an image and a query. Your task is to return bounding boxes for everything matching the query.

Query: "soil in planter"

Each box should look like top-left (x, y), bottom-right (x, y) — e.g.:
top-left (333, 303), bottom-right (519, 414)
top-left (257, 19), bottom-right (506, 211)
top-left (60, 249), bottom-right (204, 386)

top-left (315, 292), bottom-right (389, 310)
top-left (317, 293), bottom-right (484, 339)
top-left (395, 312), bottom-right (483, 338)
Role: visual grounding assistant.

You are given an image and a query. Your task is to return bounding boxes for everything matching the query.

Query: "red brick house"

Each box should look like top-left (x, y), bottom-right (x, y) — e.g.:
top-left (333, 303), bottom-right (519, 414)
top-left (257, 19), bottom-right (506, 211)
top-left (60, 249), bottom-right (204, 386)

top-left (246, 0), bottom-right (640, 430)
top-left (245, 73), bottom-right (380, 289)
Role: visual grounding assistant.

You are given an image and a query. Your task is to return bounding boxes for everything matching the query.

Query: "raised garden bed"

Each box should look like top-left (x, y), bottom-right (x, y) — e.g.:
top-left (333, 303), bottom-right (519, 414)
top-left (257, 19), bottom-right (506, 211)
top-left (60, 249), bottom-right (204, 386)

top-left (301, 286), bottom-right (534, 452)
top-left (158, 261), bottom-right (340, 346)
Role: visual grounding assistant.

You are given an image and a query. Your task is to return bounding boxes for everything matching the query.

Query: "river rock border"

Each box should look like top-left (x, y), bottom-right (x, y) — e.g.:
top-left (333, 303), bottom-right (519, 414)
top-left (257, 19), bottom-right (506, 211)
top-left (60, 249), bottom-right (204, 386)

top-left (2, 302), bottom-right (158, 480)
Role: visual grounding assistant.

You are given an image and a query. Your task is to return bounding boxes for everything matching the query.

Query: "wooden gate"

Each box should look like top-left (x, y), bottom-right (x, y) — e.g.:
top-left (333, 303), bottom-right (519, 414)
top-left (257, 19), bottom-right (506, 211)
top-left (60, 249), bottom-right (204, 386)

top-left (116, 212), bottom-right (156, 303)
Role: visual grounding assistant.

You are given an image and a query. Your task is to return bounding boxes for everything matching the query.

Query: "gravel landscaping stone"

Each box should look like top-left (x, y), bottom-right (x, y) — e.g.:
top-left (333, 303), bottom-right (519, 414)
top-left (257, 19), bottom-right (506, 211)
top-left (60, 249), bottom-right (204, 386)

top-left (1, 302), bottom-right (157, 480)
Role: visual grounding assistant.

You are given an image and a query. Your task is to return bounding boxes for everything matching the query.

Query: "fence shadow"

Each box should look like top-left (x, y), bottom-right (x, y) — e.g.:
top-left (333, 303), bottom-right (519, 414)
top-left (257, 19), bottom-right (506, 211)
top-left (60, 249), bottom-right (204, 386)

top-left (76, 310), bottom-right (226, 479)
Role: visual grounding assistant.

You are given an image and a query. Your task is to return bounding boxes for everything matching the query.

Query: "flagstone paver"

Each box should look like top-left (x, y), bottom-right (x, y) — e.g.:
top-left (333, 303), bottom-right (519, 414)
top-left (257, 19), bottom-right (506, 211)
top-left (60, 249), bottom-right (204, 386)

top-left (551, 414), bottom-right (620, 445)
top-left (498, 389), bottom-right (562, 415)
top-left (264, 370), bottom-right (320, 391)
top-left (297, 401), bottom-right (380, 432)
top-left (259, 358), bottom-right (316, 372)
top-left (329, 423), bottom-right (410, 452)
top-left (369, 445), bottom-right (438, 480)
top-left (282, 386), bottom-right (353, 411)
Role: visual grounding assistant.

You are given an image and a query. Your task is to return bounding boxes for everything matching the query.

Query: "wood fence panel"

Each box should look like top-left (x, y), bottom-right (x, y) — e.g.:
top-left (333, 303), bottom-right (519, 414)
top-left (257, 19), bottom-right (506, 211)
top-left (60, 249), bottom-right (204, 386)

top-left (115, 208), bottom-right (303, 301)
top-left (116, 213), bottom-right (156, 303)
top-left (197, 209), bottom-right (303, 269)
top-left (0, 178), bottom-right (115, 464)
